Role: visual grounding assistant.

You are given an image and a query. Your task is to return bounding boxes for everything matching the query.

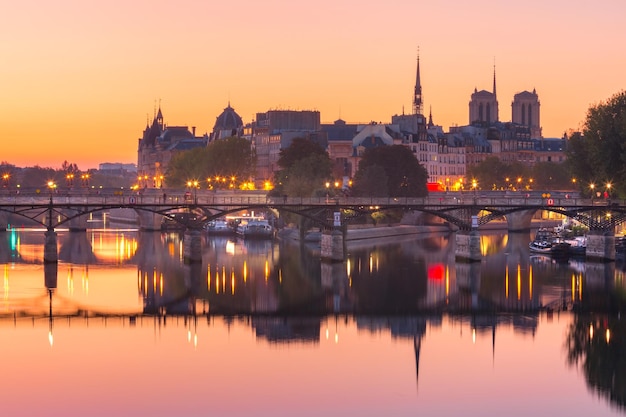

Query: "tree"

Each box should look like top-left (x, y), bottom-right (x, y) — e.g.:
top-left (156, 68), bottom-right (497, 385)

top-left (272, 138), bottom-right (333, 197)
top-left (351, 165), bottom-right (389, 197)
top-left (277, 137), bottom-right (327, 169)
top-left (531, 161), bottom-right (572, 190)
top-left (467, 157), bottom-right (531, 190)
top-left (565, 90), bottom-right (626, 197)
top-left (352, 145), bottom-right (428, 197)
top-left (165, 137), bottom-right (255, 188)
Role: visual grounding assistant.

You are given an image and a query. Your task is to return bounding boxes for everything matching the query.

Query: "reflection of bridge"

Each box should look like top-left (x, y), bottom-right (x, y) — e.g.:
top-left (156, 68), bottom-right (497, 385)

top-left (2, 189), bottom-right (625, 261)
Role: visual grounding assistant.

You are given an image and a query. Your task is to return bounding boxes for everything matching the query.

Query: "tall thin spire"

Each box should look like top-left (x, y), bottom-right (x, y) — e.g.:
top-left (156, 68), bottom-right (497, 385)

top-left (413, 48), bottom-right (423, 115)
top-left (492, 59), bottom-right (497, 97)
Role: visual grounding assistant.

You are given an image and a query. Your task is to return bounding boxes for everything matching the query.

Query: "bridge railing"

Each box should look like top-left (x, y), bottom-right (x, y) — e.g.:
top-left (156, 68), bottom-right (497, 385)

top-left (0, 189), bottom-right (619, 208)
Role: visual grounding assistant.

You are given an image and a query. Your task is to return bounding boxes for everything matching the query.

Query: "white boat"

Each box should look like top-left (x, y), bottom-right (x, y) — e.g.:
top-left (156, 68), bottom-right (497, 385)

top-left (529, 228), bottom-right (570, 257)
top-left (237, 219), bottom-right (275, 239)
top-left (204, 219), bottom-right (235, 236)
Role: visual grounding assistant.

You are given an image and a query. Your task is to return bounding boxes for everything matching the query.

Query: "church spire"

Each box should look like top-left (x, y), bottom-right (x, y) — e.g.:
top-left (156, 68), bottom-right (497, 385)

top-left (413, 50), bottom-right (423, 115)
top-left (492, 61), bottom-right (497, 97)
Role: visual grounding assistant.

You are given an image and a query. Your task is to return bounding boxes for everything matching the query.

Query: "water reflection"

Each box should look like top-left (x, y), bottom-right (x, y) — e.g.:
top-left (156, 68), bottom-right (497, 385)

top-left (566, 314), bottom-right (626, 410)
top-left (1, 229), bottom-right (626, 415)
top-left (2, 229), bottom-right (626, 317)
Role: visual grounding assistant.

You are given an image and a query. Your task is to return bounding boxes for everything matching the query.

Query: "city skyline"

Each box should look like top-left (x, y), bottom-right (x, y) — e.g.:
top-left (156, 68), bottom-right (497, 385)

top-left (2, 0), bottom-right (625, 169)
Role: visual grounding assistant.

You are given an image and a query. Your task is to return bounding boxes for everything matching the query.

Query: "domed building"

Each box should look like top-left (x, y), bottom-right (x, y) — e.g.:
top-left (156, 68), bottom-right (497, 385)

top-left (210, 102), bottom-right (244, 142)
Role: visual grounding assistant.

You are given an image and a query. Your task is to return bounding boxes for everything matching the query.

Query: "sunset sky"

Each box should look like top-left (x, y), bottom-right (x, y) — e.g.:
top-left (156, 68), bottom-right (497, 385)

top-left (1, 0), bottom-right (625, 169)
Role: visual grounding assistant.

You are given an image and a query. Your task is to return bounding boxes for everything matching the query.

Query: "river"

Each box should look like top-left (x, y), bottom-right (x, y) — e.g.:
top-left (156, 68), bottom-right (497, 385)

top-left (0, 227), bottom-right (624, 416)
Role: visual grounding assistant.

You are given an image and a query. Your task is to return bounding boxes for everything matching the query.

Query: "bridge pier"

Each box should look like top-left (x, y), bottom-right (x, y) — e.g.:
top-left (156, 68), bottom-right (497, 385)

top-left (0, 212), bottom-right (8, 231)
top-left (137, 209), bottom-right (164, 231)
top-left (43, 230), bottom-right (58, 263)
top-left (320, 228), bottom-right (345, 262)
top-left (505, 209), bottom-right (535, 232)
top-left (183, 229), bottom-right (203, 264)
top-left (456, 261), bottom-right (481, 308)
top-left (66, 212), bottom-right (88, 232)
top-left (586, 230), bottom-right (616, 261)
top-left (455, 230), bottom-right (482, 262)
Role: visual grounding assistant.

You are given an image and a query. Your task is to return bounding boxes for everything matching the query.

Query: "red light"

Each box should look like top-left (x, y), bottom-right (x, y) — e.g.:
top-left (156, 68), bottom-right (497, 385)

top-left (428, 264), bottom-right (444, 280)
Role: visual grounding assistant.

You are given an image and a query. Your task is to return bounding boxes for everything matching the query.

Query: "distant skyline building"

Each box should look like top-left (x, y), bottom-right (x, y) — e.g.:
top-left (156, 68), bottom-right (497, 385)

top-left (137, 106), bottom-right (206, 188)
top-left (469, 66), bottom-right (499, 124)
top-left (512, 89), bottom-right (542, 139)
top-left (134, 54), bottom-right (561, 190)
top-left (210, 102), bottom-right (244, 142)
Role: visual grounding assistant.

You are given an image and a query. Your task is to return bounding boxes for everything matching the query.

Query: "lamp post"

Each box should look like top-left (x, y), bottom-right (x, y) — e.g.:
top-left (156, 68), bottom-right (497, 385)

top-left (47, 181), bottom-right (56, 196)
top-left (66, 173), bottom-right (74, 189)
top-left (590, 183), bottom-right (596, 201)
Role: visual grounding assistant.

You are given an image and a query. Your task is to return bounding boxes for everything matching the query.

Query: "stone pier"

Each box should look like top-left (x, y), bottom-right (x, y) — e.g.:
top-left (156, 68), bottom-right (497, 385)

top-left (320, 229), bottom-right (345, 262)
top-left (44, 230), bottom-right (58, 263)
top-left (586, 231), bottom-right (616, 261)
top-left (183, 229), bottom-right (203, 264)
top-left (455, 230), bottom-right (482, 262)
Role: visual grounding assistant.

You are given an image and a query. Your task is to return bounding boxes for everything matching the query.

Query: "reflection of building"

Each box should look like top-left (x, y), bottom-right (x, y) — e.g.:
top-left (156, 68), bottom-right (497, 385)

top-left (252, 317), bottom-right (321, 343)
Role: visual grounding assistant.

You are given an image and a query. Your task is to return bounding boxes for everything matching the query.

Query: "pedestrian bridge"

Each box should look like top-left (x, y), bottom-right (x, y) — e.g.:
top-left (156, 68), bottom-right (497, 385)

top-left (0, 189), bottom-right (623, 262)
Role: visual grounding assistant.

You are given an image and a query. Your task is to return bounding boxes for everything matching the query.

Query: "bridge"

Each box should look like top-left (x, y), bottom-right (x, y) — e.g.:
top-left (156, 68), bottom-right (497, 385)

top-left (1, 189), bottom-right (624, 262)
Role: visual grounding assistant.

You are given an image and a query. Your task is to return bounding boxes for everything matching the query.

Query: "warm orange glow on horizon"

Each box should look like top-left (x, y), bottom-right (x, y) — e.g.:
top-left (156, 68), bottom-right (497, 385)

top-left (2, 1), bottom-right (625, 169)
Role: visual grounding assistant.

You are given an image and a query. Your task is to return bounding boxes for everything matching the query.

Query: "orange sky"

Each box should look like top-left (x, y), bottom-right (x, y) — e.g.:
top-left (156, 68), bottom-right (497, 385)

top-left (1, 0), bottom-right (625, 169)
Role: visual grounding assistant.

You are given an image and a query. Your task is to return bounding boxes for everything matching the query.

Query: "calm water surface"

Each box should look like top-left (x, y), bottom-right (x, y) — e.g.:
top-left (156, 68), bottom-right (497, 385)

top-left (0, 228), bottom-right (625, 417)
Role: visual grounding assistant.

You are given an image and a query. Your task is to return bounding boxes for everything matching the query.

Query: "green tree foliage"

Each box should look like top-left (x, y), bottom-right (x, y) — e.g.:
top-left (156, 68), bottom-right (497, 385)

top-left (565, 90), bottom-right (626, 197)
top-left (352, 145), bottom-right (428, 197)
top-left (272, 138), bottom-right (333, 197)
top-left (351, 165), bottom-right (389, 197)
top-left (467, 157), bottom-right (571, 191)
top-left (277, 137), bottom-right (327, 169)
top-left (531, 161), bottom-right (572, 190)
top-left (165, 137), bottom-right (255, 188)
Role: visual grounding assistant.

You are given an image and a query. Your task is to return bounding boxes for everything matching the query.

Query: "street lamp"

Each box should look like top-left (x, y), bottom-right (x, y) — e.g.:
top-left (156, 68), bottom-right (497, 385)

top-left (471, 179), bottom-right (478, 194)
top-left (66, 173), bottom-right (74, 188)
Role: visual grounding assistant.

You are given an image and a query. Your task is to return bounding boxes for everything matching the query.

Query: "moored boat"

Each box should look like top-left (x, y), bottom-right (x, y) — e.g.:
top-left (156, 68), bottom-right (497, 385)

top-left (204, 219), bottom-right (236, 236)
top-left (529, 228), bottom-right (570, 257)
top-left (563, 235), bottom-right (586, 257)
top-left (237, 219), bottom-right (275, 239)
